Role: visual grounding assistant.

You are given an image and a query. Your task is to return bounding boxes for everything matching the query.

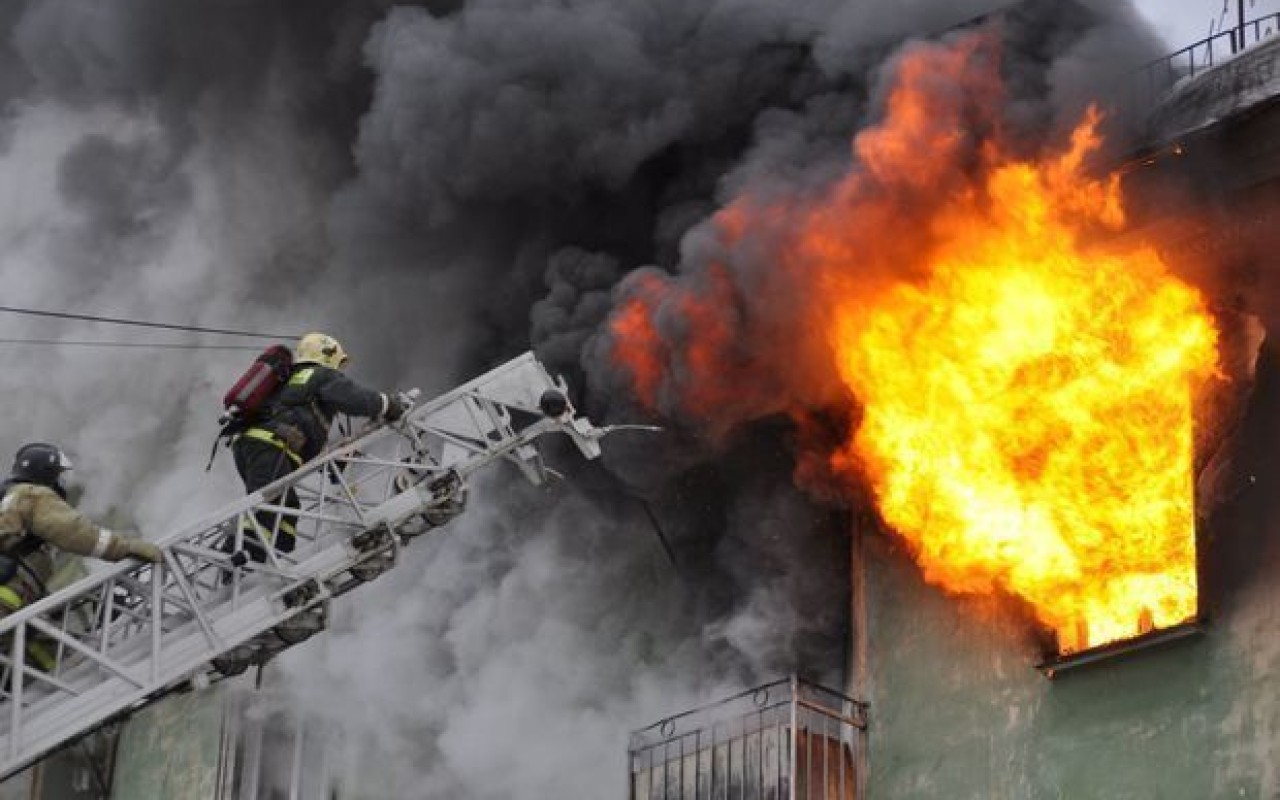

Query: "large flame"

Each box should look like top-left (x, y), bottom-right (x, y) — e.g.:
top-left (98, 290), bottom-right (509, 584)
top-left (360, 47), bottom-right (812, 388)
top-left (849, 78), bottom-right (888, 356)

top-left (827, 121), bottom-right (1217, 653)
top-left (608, 32), bottom-right (1220, 654)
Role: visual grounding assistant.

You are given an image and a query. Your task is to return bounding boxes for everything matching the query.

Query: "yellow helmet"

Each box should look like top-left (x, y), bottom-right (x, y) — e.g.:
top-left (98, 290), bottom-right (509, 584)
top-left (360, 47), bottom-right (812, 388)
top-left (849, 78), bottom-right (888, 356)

top-left (296, 332), bottom-right (349, 370)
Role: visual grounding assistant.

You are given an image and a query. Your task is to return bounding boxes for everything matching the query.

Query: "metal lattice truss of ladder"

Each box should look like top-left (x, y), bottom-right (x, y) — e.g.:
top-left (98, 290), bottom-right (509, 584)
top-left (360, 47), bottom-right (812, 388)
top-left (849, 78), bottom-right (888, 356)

top-left (0, 352), bottom-right (638, 779)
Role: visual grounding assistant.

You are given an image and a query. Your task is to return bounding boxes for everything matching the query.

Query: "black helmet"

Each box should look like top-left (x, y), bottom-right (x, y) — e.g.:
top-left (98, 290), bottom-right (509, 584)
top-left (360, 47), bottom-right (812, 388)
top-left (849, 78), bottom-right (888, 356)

top-left (11, 443), bottom-right (73, 487)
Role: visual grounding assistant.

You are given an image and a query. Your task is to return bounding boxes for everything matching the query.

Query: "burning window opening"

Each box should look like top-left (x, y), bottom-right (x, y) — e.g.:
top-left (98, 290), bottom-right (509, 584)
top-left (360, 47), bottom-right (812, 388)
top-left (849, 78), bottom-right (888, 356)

top-left (822, 106), bottom-right (1216, 664)
top-left (1031, 311), bottom-right (1264, 675)
top-left (1035, 619), bottom-right (1204, 679)
top-left (628, 676), bottom-right (867, 800)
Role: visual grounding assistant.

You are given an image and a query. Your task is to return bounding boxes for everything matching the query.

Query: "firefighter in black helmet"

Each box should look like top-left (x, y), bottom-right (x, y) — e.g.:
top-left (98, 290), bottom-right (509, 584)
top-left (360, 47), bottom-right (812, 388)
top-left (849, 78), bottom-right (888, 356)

top-left (230, 332), bottom-right (404, 559)
top-left (0, 444), bottom-right (161, 668)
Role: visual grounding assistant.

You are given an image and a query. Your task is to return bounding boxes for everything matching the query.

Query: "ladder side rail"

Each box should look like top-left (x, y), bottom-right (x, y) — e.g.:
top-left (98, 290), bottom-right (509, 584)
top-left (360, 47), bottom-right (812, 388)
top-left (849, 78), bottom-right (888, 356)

top-left (0, 350), bottom-right (578, 773)
top-left (0, 441), bottom-right (387, 766)
top-left (0, 394), bottom-right (545, 701)
top-left (0, 353), bottom-right (539, 636)
top-left (4, 584), bottom-right (325, 777)
top-left (0, 353), bottom-right (588, 776)
top-left (0, 488), bottom-right (495, 773)
top-left (16, 352), bottom-right (551, 627)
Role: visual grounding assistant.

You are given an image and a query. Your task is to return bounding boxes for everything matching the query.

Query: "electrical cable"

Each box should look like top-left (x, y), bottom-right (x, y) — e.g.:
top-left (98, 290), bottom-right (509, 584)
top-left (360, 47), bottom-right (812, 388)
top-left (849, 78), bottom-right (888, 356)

top-left (0, 338), bottom-right (264, 351)
top-left (0, 304), bottom-right (297, 340)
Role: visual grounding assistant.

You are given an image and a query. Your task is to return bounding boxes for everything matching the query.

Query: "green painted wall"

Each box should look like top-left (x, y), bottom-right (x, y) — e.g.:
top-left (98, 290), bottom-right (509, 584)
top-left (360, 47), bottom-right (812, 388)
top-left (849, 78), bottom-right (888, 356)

top-left (110, 688), bottom-right (225, 800)
top-left (855, 526), bottom-right (1279, 799)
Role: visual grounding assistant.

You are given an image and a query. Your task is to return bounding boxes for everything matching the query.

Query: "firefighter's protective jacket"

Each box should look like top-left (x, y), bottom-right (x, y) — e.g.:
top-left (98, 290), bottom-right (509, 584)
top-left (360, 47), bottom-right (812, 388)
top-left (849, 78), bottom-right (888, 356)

top-left (259, 363), bottom-right (387, 461)
top-left (0, 483), bottom-right (135, 608)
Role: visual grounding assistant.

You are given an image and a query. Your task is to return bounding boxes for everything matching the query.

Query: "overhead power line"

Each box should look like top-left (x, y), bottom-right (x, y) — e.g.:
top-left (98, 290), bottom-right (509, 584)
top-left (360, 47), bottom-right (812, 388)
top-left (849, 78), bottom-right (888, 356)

top-left (0, 305), bottom-right (298, 340)
top-left (0, 338), bottom-right (264, 351)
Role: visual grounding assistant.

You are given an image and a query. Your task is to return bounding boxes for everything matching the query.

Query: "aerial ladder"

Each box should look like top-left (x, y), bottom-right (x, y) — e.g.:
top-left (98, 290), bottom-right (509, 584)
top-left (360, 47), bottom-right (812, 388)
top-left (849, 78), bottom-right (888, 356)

top-left (0, 352), bottom-right (636, 780)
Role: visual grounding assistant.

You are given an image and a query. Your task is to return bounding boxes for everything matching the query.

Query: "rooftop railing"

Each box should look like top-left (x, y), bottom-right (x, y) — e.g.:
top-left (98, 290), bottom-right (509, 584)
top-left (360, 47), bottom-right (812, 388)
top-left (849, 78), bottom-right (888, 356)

top-left (1132, 11), bottom-right (1280, 113)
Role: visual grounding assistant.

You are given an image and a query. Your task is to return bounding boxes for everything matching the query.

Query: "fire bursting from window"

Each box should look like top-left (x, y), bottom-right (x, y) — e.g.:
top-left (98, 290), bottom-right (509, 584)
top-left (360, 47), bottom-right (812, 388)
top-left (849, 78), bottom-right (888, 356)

top-left (607, 29), bottom-right (1221, 658)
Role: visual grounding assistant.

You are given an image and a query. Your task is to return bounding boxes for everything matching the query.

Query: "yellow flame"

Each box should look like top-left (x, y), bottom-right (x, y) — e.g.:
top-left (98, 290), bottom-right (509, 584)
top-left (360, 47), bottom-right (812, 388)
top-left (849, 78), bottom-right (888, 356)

top-left (829, 112), bottom-right (1218, 652)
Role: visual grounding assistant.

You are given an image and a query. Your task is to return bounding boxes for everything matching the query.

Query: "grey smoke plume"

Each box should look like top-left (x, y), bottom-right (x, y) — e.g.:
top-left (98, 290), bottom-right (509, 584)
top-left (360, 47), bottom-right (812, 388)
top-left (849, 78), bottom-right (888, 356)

top-left (579, 0), bottom-right (1166, 443)
top-left (0, 0), bottom-right (1166, 796)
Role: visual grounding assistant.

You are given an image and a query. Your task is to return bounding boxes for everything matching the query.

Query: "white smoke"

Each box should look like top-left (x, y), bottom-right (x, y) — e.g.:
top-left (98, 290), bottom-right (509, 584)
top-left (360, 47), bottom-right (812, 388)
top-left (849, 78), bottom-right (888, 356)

top-left (277, 475), bottom-right (746, 796)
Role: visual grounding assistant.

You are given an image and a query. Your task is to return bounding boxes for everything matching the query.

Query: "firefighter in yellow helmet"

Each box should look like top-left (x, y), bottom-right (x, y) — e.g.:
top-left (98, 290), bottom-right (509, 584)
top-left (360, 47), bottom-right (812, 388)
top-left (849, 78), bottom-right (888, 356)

top-left (230, 332), bottom-right (404, 559)
top-left (0, 443), bottom-right (161, 667)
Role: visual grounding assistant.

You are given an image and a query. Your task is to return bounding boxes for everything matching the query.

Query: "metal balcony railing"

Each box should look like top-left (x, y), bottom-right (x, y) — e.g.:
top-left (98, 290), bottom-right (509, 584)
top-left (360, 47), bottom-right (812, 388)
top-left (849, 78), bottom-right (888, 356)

top-left (628, 676), bottom-right (867, 800)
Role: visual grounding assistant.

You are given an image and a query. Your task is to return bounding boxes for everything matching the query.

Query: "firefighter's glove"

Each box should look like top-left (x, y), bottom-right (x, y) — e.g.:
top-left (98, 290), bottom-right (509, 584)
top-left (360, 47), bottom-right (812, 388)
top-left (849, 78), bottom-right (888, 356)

top-left (125, 539), bottom-right (163, 564)
top-left (383, 393), bottom-right (405, 423)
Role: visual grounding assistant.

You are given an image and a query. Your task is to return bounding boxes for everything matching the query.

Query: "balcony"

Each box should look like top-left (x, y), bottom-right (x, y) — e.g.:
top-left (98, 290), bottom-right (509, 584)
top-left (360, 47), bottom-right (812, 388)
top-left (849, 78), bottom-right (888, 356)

top-left (628, 676), bottom-right (868, 800)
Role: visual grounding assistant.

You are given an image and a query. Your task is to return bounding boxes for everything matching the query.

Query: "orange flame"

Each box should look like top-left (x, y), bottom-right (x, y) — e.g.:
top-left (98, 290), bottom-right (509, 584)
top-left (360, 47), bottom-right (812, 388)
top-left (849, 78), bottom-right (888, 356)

top-left (611, 272), bottom-right (668, 409)
top-left (607, 32), bottom-right (1221, 653)
top-left (830, 141), bottom-right (1216, 651)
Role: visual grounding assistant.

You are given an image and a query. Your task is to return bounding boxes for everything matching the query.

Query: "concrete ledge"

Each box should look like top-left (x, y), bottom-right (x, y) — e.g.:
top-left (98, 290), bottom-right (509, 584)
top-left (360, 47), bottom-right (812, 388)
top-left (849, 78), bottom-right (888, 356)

top-left (1035, 620), bottom-right (1205, 679)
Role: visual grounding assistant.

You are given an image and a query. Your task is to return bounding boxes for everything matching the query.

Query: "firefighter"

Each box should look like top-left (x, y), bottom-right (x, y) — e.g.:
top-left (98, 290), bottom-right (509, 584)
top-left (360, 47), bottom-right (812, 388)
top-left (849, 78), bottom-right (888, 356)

top-left (0, 443), bottom-right (161, 668)
top-left (230, 332), bottom-right (404, 559)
